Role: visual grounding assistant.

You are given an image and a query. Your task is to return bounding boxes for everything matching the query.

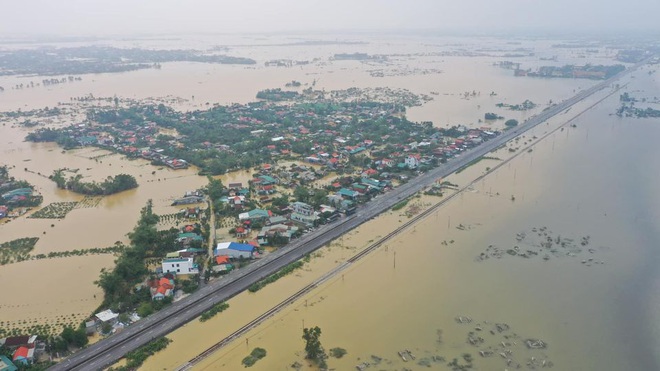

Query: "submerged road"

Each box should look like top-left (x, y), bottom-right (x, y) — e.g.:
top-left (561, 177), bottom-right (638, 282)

top-left (49, 60), bottom-right (648, 371)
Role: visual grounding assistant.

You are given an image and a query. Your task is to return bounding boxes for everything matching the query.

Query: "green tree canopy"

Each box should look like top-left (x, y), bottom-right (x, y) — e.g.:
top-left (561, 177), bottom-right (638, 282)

top-left (303, 326), bottom-right (325, 363)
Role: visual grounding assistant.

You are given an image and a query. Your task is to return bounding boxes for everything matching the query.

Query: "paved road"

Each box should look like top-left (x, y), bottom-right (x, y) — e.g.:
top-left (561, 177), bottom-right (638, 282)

top-left (49, 60), bottom-right (647, 371)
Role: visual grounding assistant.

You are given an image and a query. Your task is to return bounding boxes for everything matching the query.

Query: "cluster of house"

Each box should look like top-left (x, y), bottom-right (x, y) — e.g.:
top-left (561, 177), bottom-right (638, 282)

top-left (0, 335), bottom-right (42, 367)
top-left (515, 64), bottom-right (623, 79)
top-left (213, 241), bottom-right (258, 272)
top-left (1, 188), bottom-right (32, 205)
top-left (296, 126), bottom-right (496, 174)
top-left (63, 120), bottom-right (190, 169)
top-left (0, 187), bottom-right (34, 218)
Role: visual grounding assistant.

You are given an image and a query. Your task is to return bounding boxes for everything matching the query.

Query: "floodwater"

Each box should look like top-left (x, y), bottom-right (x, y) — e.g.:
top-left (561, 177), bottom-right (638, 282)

top-left (145, 70), bottom-right (660, 370)
top-left (0, 34), bottom-right (656, 369)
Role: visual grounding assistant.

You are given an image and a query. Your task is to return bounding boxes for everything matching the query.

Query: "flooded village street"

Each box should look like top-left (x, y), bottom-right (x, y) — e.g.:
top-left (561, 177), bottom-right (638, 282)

top-left (0, 33), bottom-right (658, 370)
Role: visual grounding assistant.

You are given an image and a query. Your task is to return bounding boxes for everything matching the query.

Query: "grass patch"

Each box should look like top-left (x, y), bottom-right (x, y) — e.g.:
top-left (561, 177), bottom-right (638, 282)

top-left (391, 200), bottom-right (409, 211)
top-left (248, 261), bottom-right (304, 293)
top-left (199, 302), bottom-right (229, 322)
top-left (242, 347), bottom-right (267, 367)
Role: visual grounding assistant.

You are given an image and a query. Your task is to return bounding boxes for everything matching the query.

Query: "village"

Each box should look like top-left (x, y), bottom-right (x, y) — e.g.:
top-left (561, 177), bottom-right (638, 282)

top-left (0, 84), bottom-right (507, 368)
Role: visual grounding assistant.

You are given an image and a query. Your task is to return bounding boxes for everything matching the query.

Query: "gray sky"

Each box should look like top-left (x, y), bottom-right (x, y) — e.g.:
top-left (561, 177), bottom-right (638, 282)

top-left (2, 0), bottom-right (659, 37)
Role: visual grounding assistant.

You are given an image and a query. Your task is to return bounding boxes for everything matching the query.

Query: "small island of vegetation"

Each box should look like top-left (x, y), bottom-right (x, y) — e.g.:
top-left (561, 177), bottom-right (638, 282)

top-left (50, 169), bottom-right (138, 195)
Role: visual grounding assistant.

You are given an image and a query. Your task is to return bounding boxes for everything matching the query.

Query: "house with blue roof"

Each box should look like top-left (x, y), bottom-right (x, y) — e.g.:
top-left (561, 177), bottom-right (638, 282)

top-left (215, 242), bottom-right (257, 259)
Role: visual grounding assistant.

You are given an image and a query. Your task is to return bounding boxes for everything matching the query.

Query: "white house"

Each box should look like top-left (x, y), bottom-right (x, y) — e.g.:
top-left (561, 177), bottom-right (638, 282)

top-left (162, 257), bottom-right (199, 275)
top-left (290, 201), bottom-right (319, 226)
top-left (95, 309), bottom-right (119, 325)
top-left (405, 154), bottom-right (421, 169)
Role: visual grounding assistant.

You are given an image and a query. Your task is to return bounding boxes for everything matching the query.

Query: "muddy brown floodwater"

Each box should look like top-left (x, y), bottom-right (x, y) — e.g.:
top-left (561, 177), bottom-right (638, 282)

top-left (143, 70), bottom-right (660, 370)
top-left (1, 35), bottom-right (657, 370)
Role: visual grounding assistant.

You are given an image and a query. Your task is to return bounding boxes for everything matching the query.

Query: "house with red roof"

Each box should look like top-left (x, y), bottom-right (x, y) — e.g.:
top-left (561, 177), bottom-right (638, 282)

top-left (235, 226), bottom-right (248, 238)
top-left (361, 168), bottom-right (378, 177)
top-left (12, 346), bottom-right (32, 365)
top-left (151, 276), bottom-right (175, 300)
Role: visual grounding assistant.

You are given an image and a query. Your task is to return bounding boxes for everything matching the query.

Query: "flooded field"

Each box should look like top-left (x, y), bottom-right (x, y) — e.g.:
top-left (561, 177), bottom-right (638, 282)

top-left (1, 33), bottom-right (657, 369)
top-left (142, 70), bottom-right (660, 370)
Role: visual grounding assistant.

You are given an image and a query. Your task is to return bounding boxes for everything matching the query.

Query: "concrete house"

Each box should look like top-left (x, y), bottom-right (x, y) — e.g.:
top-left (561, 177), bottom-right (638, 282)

top-left (162, 257), bottom-right (199, 275)
top-left (405, 154), bottom-right (421, 169)
top-left (290, 201), bottom-right (319, 226)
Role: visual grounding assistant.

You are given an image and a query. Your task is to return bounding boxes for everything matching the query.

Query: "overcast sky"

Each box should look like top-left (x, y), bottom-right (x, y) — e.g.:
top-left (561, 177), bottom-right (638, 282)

top-left (2, 0), bottom-right (660, 37)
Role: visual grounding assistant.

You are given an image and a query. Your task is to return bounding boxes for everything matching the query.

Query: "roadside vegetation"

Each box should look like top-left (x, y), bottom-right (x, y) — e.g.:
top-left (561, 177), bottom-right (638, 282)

top-left (392, 200), bottom-right (409, 211)
top-left (248, 261), bottom-right (304, 293)
top-left (455, 156), bottom-right (501, 174)
top-left (108, 337), bottom-right (172, 371)
top-left (199, 302), bottom-right (230, 322)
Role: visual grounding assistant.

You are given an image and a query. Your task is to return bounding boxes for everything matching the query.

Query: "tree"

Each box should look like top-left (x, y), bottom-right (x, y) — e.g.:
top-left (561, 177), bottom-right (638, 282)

top-left (101, 322), bottom-right (113, 335)
top-left (206, 176), bottom-right (225, 201)
top-left (60, 326), bottom-right (88, 348)
top-left (294, 186), bottom-right (310, 203)
top-left (504, 119), bottom-right (519, 128)
top-left (137, 302), bottom-right (154, 318)
top-left (302, 326), bottom-right (325, 363)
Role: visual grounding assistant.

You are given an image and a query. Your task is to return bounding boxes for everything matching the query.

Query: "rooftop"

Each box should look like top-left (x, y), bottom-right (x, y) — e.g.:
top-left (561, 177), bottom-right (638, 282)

top-left (95, 309), bottom-right (119, 322)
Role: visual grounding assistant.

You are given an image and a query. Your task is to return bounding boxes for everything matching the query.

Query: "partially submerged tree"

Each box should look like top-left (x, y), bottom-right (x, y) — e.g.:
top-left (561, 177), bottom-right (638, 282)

top-left (303, 326), bottom-right (326, 367)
